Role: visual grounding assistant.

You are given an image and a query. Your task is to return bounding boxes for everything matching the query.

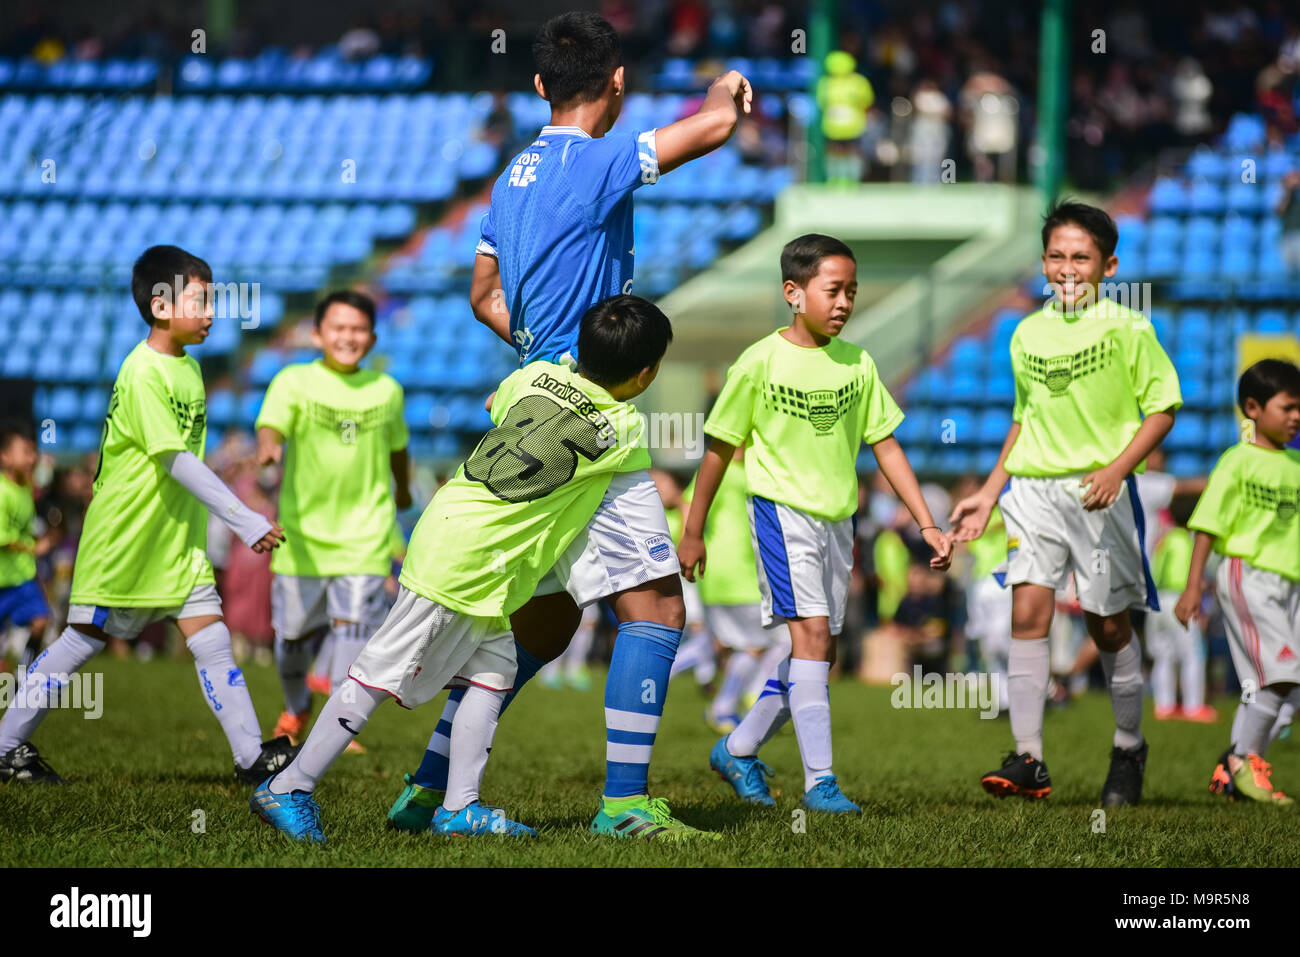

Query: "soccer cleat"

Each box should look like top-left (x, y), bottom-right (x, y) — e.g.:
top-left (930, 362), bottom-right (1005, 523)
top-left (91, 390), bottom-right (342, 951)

top-left (704, 710), bottom-right (741, 735)
top-left (1179, 705), bottom-right (1219, 724)
top-left (1231, 754), bottom-right (1295, 806)
top-left (1209, 749), bottom-right (1238, 799)
top-left (567, 667), bottom-right (593, 691)
top-left (250, 778), bottom-right (326, 843)
top-left (802, 774), bottom-right (861, 815)
top-left (305, 673), bottom-right (331, 696)
top-left (590, 796), bottom-right (721, 841)
top-left (432, 801), bottom-right (537, 837)
top-left (273, 709), bottom-right (310, 744)
top-left (0, 742), bottom-right (66, 784)
top-left (1100, 740), bottom-right (1148, 807)
top-left (1153, 704), bottom-right (1179, 721)
top-left (981, 751), bottom-right (1051, 799)
top-left (387, 773), bottom-right (441, 832)
top-left (235, 735), bottom-right (302, 786)
top-left (343, 739), bottom-right (367, 755)
top-left (709, 736), bottom-right (775, 806)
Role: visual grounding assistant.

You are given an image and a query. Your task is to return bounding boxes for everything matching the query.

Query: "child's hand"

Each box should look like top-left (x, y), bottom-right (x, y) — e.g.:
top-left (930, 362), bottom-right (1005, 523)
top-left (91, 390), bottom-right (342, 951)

top-left (1173, 588), bottom-right (1200, 629)
top-left (251, 522), bottom-right (286, 553)
top-left (395, 487), bottom-right (413, 511)
top-left (921, 527), bottom-right (952, 570)
top-left (678, 531), bottom-right (707, 582)
top-left (257, 443), bottom-right (282, 467)
top-left (948, 493), bottom-right (994, 541)
top-left (1080, 465), bottom-right (1123, 510)
top-left (716, 70), bottom-right (753, 115)
top-left (484, 391), bottom-right (496, 413)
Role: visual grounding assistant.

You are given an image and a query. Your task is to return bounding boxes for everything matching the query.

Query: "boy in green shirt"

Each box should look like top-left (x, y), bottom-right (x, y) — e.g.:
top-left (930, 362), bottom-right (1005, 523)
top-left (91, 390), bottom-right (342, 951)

top-left (1176, 359), bottom-right (1300, 805)
top-left (950, 201), bottom-right (1182, 806)
top-left (681, 234), bottom-right (951, 814)
top-left (0, 245), bottom-right (292, 785)
top-left (251, 295), bottom-right (674, 842)
top-left (0, 422), bottom-right (51, 676)
top-left (255, 290), bottom-right (410, 751)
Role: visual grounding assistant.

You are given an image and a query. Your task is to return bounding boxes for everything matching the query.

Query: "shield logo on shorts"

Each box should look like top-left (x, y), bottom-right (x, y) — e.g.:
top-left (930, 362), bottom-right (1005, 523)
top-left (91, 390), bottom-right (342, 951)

top-left (1278, 489), bottom-right (1297, 522)
top-left (1044, 355), bottom-right (1073, 395)
top-left (807, 390), bottom-right (838, 432)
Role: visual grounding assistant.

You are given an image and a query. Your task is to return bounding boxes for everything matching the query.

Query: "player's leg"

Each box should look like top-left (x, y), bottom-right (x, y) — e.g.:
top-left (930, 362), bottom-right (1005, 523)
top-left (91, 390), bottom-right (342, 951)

top-left (0, 609), bottom-right (111, 783)
top-left (1176, 611), bottom-right (1215, 720)
top-left (321, 575), bottom-right (390, 754)
top-left (745, 624), bottom-right (792, 707)
top-left (270, 575), bottom-right (329, 741)
top-left (562, 602), bottom-right (599, 687)
top-left (703, 604), bottom-right (762, 730)
top-left (1146, 600), bottom-right (1178, 718)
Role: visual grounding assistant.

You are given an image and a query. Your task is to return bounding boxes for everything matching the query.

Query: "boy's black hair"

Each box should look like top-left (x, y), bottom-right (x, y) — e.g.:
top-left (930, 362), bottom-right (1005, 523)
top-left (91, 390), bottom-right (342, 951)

top-left (533, 12), bottom-right (621, 109)
top-left (576, 295), bottom-right (673, 388)
top-left (780, 233), bottom-right (856, 286)
top-left (315, 289), bottom-right (376, 329)
top-left (131, 245), bottom-right (212, 324)
top-left (1238, 358), bottom-right (1300, 416)
top-left (1041, 198), bottom-right (1118, 260)
top-left (0, 418), bottom-right (36, 454)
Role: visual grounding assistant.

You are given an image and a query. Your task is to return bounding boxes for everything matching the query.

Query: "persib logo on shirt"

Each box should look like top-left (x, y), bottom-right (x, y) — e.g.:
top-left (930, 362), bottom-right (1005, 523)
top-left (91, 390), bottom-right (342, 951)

top-left (807, 391), bottom-right (839, 433)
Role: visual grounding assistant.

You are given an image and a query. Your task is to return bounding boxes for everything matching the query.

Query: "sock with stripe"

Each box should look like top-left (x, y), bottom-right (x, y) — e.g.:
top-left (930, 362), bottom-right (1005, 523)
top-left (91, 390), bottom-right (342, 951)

top-left (1099, 640), bottom-right (1144, 751)
top-left (0, 626), bottom-right (104, 753)
top-left (726, 657), bottom-right (791, 756)
top-left (328, 619), bottom-right (370, 694)
top-left (788, 657), bottom-right (833, 793)
top-left (710, 650), bottom-right (759, 721)
top-left (604, 620), bottom-right (680, 799)
top-left (1008, 636), bottom-right (1049, 761)
top-left (1236, 687), bottom-right (1285, 757)
top-left (1230, 700), bottom-right (1248, 750)
top-left (412, 637), bottom-right (547, 791)
top-left (271, 678), bottom-right (387, 794)
top-left (745, 638), bottom-right (792, 703)
top-left (442, 685), bottom-right (506, 811)
top-left (187, 621), bottom-right (266, 769)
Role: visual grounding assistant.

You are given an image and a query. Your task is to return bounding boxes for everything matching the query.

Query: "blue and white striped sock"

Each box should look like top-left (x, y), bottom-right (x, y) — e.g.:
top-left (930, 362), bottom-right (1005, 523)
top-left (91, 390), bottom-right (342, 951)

top-left (604, 620), bottom-right (681, 798)
top-left (726, 657), bottom-right (790, 756)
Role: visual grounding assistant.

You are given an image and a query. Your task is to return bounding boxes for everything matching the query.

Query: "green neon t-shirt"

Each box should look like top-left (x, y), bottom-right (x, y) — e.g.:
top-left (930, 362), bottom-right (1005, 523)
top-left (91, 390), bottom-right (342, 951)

top-left (1005, 300), bottom-right (1182, 477)
top-left (399, 362), bottom-right (652, 620)
top-left (0, 474), bottom-right (36, 587)
top-left (683, 458), bottom-right (761, 606)
top-left (71, 341), bottom-right (214, 607)
top-left (257, 361), bottom-right (408, 577)
top-left (1188, 443), bottom-right (1300, 581)
top-left (1152, 526), bottom-right (1194, 592)
top-left (969, 505), bottom-right (1007, 581)
top-left (705, 331), bottom-right (904, 522)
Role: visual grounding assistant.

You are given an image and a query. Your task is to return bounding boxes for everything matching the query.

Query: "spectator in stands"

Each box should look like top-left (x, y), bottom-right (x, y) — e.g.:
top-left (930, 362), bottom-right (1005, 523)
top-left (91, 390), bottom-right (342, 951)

top-left (818, 50), bottom-right (874, 185)
top-left (908, 77), bottom-right (952, 184)
top-left (1279, 169), bottom-right (1300, 273)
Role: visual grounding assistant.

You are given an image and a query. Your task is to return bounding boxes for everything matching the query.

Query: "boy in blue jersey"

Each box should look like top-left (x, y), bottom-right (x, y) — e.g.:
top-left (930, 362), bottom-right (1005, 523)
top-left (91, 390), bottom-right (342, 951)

top-left (387, 10), bottom-right (751, 839)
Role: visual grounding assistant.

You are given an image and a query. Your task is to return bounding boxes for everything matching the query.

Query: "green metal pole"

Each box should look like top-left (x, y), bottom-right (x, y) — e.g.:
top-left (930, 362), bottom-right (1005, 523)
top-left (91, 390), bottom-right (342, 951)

top-left (807, 0), bottom-right (835, 184)
top-left (1034, 0), bottom-right (1069, 207)
top-left (207, 0), bottom-right (235, 50)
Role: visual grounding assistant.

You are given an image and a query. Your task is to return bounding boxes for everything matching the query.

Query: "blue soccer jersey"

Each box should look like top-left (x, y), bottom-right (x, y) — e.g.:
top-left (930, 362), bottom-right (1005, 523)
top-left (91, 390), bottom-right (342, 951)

top-left (477, 124), bottom-right (659, 366)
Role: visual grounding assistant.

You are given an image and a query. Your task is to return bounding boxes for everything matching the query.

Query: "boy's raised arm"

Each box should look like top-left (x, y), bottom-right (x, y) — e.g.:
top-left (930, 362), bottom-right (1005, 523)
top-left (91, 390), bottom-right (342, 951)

top-left (390, 448), bottom-right (413, 511)
top-left (161, 450), bottom-right (284, 553)
top-left (256, 425), bottom-right (284, 466)
top-left (871, 435), bottom-right (951, 569)
top-left (471, 253), bottom-right (512, 347)
top-left (654, 70), bottom-right (753, 176)
top-left (678, 436), bottom-right (736, 581)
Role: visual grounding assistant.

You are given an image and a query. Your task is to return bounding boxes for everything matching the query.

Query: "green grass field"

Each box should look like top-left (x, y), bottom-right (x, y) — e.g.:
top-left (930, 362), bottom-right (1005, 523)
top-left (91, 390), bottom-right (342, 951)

top-left (2, 656), bottom-right (1294, 867)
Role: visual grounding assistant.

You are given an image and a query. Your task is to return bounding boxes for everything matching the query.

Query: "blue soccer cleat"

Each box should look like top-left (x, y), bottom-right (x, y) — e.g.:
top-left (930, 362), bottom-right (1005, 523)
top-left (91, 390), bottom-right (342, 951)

top-left (802, 774), bottom-right (861, 815)
top-left (250, 777), bottom-right (326, 843)
top-left (432, 801), bottom-right (537, 837)
top-left (709, 736), bottom-right (775, 806)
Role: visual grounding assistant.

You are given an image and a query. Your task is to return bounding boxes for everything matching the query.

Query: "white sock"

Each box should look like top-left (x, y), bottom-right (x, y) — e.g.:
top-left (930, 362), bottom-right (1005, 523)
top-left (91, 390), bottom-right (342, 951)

top-left (1177, 621), bottom-right (1205, 710)
top-left (710, 651), bottom-right (758, 719)
top-left (788, 657), bottom-right (833, 793)
top-left (328, 620), bottom-right (370, 693)
top-left (565, 616), bottom-right (596, 677)
top-left (1008, 637), bottom-right (1049, 761)
top-left (1271, 694), bottom-right (1298, 749)
top-left (275, 633), bottom-right (315, 714)
top-left (670, 629), bottom-right (711, 679)
top-left (1230, 700), bottom-right (1249, 749)
top-left (747, 636), bottom-right (792, 703)
top-left (1236, 688), bottom-right (1284, 757)
top-left (1150, 651), bottom-right (1175, 711)
top-left (443, 685), bottom-right (506, 811)
top-left (187, 622), bottom-right (264, 769)
top-left (271, 678), bottom-right (388, 793)
top-left (1099, 640), bottom-right (1144, 751)
top-left (727, 657), bottom-right (790, 756)
top-left (0, 626), bottom-right (104, 753)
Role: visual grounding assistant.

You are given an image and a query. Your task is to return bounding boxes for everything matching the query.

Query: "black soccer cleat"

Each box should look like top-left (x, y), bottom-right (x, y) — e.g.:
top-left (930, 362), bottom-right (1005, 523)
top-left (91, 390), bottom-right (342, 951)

top-left (1100, 740), bottom-right (1148, 807)
top-left (0, 742), bottom-right (66, 785)
top-left (235, 735), bottom-right (302, 786)
top-left (1209, 748), bottom-right (1238, 800)
top-left (981, 751), bottom-right (1051, 799)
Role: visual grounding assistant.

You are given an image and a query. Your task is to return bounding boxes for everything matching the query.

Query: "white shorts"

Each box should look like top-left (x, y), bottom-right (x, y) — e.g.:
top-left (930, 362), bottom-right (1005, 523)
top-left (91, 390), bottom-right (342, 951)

top-left (748, 495), bottom-right (852, 634)
top-left (1216, 557), bottom-right (1300, 690)
top-left (68, 584), bottom-right (223, 641)
top-left (703, 602), bottom-right (788, 651)
top-left (347, 586), bottom-right (517, 708)
top-left (996, 475), bottom-right (1157, 617)
top-left (966, 576), bottom-right (1012, 658)
top-left (271, 574), bottom-right (389, 639)
top-left (1144, 588), bottom-right (1202, 658)
top-left (535, 470), bottom-right (680, 607)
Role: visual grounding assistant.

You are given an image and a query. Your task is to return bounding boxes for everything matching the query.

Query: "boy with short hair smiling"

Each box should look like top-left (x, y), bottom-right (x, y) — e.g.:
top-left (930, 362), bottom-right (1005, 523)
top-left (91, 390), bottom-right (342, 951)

top-left (256, 290), bottom-right (410, 751)
top-left (1177, 359), bottom-right (1300, 805)
top-left (950, 201), bottom-right (1182, 806)
top-left (0, 245), bottom-right (292, 785)
top-left (680, 233), bottom-right (951, 814)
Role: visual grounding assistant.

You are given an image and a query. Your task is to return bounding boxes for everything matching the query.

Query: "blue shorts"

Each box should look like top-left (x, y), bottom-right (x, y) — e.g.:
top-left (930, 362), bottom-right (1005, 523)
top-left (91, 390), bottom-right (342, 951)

top-left (0, 579), bottom-right (51, 627)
